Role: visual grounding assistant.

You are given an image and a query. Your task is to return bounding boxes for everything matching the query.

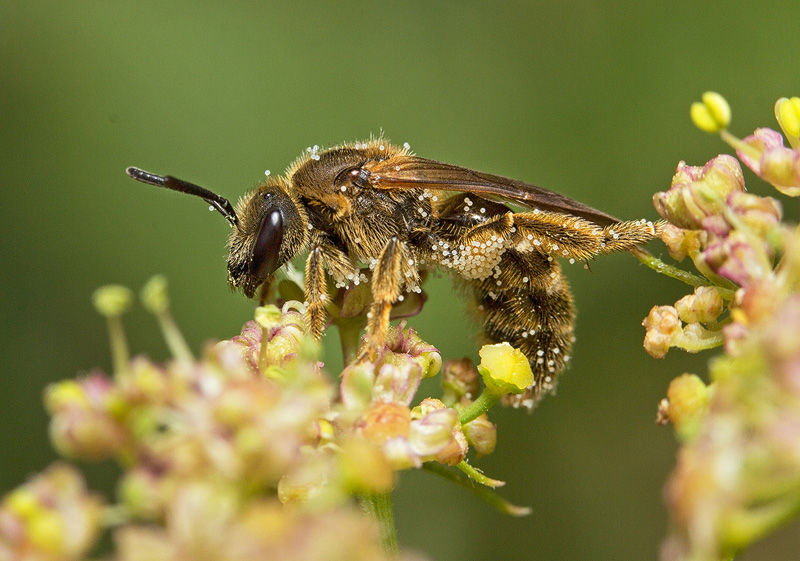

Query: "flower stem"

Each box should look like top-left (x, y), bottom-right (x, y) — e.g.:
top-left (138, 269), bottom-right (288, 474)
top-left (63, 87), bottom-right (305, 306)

top-left (632, 248), bottom-right (736, 300)
top-left (458, 388), bottom-right (502, 425)
top-left (363, 492), bottom-right (399, 557)
top-left (337, 317), bottom-right (364, 365)
top-left (423, 463), bottom-right (532, 516)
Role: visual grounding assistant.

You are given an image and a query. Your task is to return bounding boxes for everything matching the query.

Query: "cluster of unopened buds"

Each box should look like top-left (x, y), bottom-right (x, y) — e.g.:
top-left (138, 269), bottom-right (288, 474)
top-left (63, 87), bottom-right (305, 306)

top-left (643, 93), bottom-right (800, 561)
top-left (1, 273), bottom-right (530, 560)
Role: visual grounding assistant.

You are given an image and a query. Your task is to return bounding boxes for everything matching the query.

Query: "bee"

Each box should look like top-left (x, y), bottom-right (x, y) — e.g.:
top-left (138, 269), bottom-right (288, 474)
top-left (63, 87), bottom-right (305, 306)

top-left (127, 139), bottom-right (658, 409)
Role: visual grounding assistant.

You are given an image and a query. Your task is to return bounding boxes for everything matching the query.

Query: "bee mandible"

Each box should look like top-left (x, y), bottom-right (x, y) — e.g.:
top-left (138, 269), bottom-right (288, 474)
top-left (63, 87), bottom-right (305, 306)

top-left (127, 139), bottom-right (659, 409)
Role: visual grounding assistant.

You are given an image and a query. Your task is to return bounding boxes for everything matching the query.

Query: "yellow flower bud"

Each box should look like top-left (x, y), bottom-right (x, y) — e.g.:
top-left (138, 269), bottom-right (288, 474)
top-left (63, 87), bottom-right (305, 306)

top-left (27, 510), bottom-right (66, 554)
top-left (775, 96), bottom-right (800, 143)
top-left (140, 275), bottom-right (169, 313)
top-left (92, 285), bottom-right (133, 317)
top-left (690, 91), bottom-right (731, 133)
top-left (478, 342), bottom-right (534, 394)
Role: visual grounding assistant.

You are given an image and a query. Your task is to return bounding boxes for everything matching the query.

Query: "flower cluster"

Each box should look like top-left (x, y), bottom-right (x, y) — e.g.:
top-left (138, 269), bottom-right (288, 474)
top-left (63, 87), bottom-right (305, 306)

top-left (1, 273), bottom-right (530, 560)
top-left (645, 93), bottom-right (800, 561)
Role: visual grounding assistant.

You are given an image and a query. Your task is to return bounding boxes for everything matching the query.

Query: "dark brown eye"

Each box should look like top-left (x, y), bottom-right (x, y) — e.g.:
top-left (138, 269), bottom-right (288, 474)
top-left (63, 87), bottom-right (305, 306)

top-left (251, 209), bottom-right (284, 280)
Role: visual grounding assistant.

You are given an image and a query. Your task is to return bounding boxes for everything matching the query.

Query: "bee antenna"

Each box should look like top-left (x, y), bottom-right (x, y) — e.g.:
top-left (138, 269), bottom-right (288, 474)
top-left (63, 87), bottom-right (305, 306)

top-left (125, 167), bottom-right (240, 228)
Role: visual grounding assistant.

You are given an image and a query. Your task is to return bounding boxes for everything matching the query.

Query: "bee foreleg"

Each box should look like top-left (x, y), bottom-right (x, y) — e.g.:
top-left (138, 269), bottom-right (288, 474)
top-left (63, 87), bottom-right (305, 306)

top-left (357, 236), bottom-right (418, 362)
top-left (304, 247), bottom-right (327, 339)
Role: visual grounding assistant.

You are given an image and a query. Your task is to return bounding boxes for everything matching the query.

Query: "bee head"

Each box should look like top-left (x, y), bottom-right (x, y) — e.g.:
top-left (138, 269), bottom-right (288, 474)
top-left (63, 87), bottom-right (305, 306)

top-left (125, 167), bottom-right (305, 299)
top-left (226, 182), bottom-right (307, 297)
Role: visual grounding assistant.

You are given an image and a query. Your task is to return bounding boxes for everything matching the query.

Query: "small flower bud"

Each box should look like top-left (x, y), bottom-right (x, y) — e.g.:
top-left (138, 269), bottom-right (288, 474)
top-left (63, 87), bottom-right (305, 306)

top-left (674, 286), bottom-right (724, 325)
top-left (140, 275), bottom-right (169, 313)
top-left (701, 232), bottom-right (772, 287)
top-left (662, 374), bottom-right (710, 441)
top-left (92, 284), bottom-right (133, 317)
top-left (463, 412), bottom-right (497, 457)
top-left (0, 464), bottom-right (104, 560)
top-left (659, 224), bottom-right (703, 261)
top-left (654, 156), bottom-right (745, 229)
top-left (409, 399), bottom-right (466, 466)
top-left (358, 402), bottom-right (412, 444)
top-left (477, 342), bottom-right (534, 394)
top-left (643, 306), bottom-right (681, 358)
top-left (774, 96), bottom-right (800, 145)
top-left (690, 92), bottom-right (731, 133)
top-left (441, 358), bottom-right (481, 405)
top-left (737, 128), bottom-right (800, 196)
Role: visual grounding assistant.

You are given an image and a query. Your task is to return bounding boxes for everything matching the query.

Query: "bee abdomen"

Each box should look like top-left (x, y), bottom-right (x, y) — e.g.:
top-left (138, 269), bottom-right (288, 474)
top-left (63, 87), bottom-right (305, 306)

top-left (469, 250), bottom-right (575, 409)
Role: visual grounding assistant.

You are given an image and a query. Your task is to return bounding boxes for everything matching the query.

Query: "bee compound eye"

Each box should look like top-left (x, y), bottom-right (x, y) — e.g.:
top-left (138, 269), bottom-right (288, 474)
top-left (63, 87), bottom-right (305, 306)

top-left (250, 209), bottom-right (284, 280)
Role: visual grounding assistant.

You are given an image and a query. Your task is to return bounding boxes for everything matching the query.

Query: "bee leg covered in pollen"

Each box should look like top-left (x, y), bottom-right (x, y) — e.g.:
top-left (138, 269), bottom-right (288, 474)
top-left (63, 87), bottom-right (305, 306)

top-left (357, 237), bottom-right (419, 362)
top-left (304, 247), bottom-right (328, 339)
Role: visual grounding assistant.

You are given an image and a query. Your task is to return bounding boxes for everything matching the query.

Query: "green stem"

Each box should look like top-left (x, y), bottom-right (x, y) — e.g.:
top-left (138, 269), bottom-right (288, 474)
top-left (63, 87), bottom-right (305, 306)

top-left (107, 316), bottom-right (130, 378)
top-left (156, 309), bottom-right (194, 362)
top-left (458, 388), bottom-right (502, 425)
top-left (455, 460), bottom-right (504, 488)
top-left (337, 317), bottom-right (365, 365)
top-left (633, 248), bottom-right (736, 301)
top-left (423, 463), bottom-right (531, 516)
top-left (363, 492), bottom-right (399, 557)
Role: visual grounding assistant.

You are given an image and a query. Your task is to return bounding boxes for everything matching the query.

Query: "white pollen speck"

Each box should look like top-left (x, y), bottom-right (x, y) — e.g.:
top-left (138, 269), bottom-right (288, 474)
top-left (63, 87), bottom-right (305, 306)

top-left (480, 207), bottom-right (486, 213)
top-left (320, 294), bottom-right (327, 301)
top-left (208, 205), bottom-right (214, 212)
top-left (432, 196), bottom-right (438, 201)
top-left (354, 238), bottom-right (361, 243)
top-left (264, 169), bottom-right (271, 176)
top-left (403, 142), bottom-right (411, 149)
top-left (395, 166), bottom-right (401, 171)
top-left (379, 145), bottom-right (385, 150)
top-left (307, 224), bottom-right (313, 230)
top-left (522, 276), bottom-right (529, 282)
top-left (341, 186), bottom-right (347, 191)
top-left (522, 332), bottom-right (528, 338)
top-left (398, 295), bottom-right (405, 301)
top-left (537, 350), bottom-right (545, 356)
top-left (408, 259), bottom-right (414, 265)
top-left (569, 258), bottom-right (575, 264)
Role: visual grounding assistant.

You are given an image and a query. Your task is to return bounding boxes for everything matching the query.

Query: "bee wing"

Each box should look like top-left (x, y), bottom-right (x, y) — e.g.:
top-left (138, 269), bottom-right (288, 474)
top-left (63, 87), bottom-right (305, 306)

top-left (365, 156), bottom-right (619, 226)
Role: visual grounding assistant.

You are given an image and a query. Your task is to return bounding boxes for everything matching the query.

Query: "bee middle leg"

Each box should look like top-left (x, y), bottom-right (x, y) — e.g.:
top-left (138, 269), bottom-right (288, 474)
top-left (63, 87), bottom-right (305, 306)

top-left (304, 239), bottom-right (359, 339)
top-left (357, 236), bottom-right (419, 363)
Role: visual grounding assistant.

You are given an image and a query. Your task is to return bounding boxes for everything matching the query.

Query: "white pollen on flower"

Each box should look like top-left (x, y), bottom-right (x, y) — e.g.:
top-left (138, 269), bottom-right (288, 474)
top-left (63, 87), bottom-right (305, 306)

top-left (320, 294), bottom-right (327, 301)
top-left (395, 166), bottom-right (401, 171)
top-left (544, 376), bottom-right (552, 383)
top-left (553, 347), bottom-right (560, 354)
top-left (552, 244), bottom-right (559, 250)
top-left (408, 259), bottom-right (414, 265)
top-left (537, 357), bottom-right (545, 365)
top-left (533, 239), bottom-right (541, 246)
top-left (354, 238), bottom-right (361, 243)
top-left (379, 144), bottom-right (385, 150)
top-left (522, 276), bottom-right (529, 282)
top-left (307, 223), bottom-right (313, 230)
top-left (311, 154), bottom-right (320, 160)
top-left (533, 209), bottom-right (540, 214)
top-left (208, 205), bottom-right (214, 212)
top-left (569, 258), bottom-right (575, 264)
top-left (403, 142), bottom-right (411, 149)
top-left (496, 280), bottom-right (502, 286)
top-left (264, 169), bottom-right (271, 176)
top-left (341, 186), bottom-right (347, 191)
top-left (432, 196), bottom-right (438, 201)
top-left (465, 197), bottom-right (473, 206)
top-left (432, 245), bottom-right (438, 250)
top-left (480, 207), bottom-right (486, 213)
top-left (537, 350), bottom-right (545, 356)
top-left (398, 295), bottom-right (405, 301)
top-left (522, 332), bottom-right (529, 338)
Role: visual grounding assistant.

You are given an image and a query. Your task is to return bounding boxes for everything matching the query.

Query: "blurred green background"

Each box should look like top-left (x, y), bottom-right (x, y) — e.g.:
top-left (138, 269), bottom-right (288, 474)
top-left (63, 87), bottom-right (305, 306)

top-left (3, 1), bottom-right (799, 559)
